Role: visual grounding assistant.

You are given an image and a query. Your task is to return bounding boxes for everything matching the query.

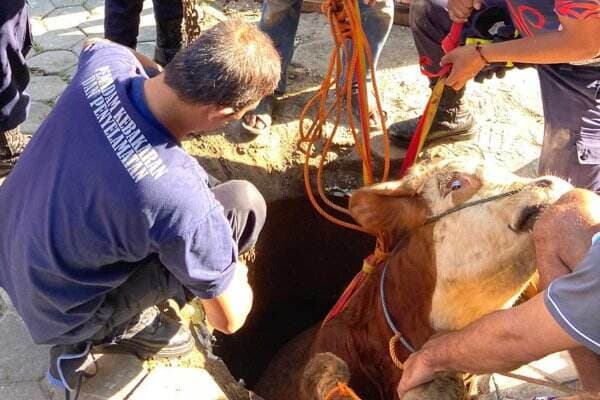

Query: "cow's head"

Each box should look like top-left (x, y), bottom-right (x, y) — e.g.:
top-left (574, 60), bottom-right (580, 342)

top-left (349, 157), bottom-right (572, 330)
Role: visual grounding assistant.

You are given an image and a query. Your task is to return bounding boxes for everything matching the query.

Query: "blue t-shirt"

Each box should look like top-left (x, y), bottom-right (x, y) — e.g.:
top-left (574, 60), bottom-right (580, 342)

top-left (0, 41), bottom-right (237, 344)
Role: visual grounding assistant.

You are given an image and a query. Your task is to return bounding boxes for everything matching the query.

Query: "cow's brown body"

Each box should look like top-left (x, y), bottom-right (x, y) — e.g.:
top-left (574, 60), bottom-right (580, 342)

top-left (256, 158), bottom-right (572, 400)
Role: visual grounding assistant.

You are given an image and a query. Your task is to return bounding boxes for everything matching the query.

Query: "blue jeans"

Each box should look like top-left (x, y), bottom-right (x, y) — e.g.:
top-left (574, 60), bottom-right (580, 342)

top-left (259, 0), bottom-right (394, 94)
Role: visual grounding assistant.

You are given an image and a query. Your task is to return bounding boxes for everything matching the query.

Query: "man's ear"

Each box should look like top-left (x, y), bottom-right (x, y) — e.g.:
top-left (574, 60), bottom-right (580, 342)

top-left (349, 178), bottom-right (429, 237)
top-left (208, 105), bottom-right (237, 122)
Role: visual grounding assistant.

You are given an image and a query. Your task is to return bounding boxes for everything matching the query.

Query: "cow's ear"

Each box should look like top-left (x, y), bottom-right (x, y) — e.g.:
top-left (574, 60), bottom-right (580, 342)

top-left (349, 178), bottom-right (429, 236)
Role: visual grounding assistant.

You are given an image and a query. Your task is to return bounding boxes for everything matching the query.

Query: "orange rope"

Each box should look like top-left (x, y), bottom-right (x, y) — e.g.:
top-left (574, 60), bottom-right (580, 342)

top-left (324, 381), bottom-right (363, 400)
top-left (299, 0), bottom-right (390, 236)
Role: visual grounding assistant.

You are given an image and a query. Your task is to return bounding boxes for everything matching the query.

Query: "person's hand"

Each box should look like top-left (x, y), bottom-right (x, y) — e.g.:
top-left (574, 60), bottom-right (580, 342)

top-left (533, 189), bottom-right (600, 286)
top-left (362, 0), bottom-right (378, 6)
top-left (447, 0), bottom-right (482, 22)
top-left (441, 45), bottom-right (487, 90)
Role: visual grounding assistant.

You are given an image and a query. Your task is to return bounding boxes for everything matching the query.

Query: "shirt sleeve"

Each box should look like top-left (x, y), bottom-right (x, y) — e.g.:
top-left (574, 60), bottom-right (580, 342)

top-left (545, 239), bottom-right (600, 354)
top-left (157, 208), bottom-right (238, 299)
top-left (555, 0), bottom-right (600, 19)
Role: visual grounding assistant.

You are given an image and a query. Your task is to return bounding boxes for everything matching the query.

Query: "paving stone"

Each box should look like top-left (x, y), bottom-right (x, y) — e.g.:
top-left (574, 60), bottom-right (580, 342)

top-left (30, 18), bottom-right (48, 38)
top-left (78, 18), bottom-right (104, 37)
top-left (43, 6), bottom-right (90, 32)
top-left (34, 28), bottom-right (86, 52)
top-left (28, 76), bottom-right (67, 103)
top-left (0, 313), bottom-right (50, 383)
top-left (28, 50), bottom-right (78, 74)
top-left (51, 0), bottom-right (84, 7)
top-left (22, 102), bottom-right (52, 135)
top-left (0, 382), bottom-right (48, 400)
top-left (479, 352), bottom-right (579, 399)
top-left (74, 354), bottom-right (147, 400)
top-left (136, 42), bottom-right (156, 61)
top-left (83, 0), bottom-right (105, 13)
top-left (28, 0), bottom-right (56, 18)
top-left (129, 367), bottom-right (228, 400)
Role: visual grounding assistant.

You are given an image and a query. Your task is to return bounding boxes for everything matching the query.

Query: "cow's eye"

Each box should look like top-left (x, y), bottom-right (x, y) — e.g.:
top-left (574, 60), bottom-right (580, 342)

top-left (449, 178), bottom-right (462, 191)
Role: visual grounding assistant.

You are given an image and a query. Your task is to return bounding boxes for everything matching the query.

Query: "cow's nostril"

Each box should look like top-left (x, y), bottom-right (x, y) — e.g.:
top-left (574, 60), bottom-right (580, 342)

top-left (534, 179), bottom-right (553, 188)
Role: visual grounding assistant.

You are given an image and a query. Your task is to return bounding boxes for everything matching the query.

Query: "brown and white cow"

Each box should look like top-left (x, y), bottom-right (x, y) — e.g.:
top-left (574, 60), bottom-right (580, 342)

top-left (255, 157), bottom-right (572, 400)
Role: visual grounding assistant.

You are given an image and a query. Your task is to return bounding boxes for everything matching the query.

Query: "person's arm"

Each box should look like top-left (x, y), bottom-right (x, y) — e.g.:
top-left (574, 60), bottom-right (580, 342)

top-left (200, 261), bottom-right (253, 334)
top-left (397, 293), bottom-right (580, 398)
top-left (440, 8), bottom-right (600, 89)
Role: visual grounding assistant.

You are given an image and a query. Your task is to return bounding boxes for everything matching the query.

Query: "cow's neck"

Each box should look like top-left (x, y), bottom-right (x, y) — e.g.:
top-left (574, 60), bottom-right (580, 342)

top-left (378, 227), bottom-right (438, 352)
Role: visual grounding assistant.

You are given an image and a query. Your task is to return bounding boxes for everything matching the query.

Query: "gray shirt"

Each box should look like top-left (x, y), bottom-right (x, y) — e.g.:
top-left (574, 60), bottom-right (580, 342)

top-left (545, 234), bottom-right (600, 354)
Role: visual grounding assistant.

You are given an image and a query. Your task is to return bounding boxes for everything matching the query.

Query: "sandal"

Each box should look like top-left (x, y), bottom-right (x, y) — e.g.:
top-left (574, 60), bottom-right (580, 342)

top-left (241, 95), bottom-right (274, 136)
top-left (351, 89), bottom-right (388, 132)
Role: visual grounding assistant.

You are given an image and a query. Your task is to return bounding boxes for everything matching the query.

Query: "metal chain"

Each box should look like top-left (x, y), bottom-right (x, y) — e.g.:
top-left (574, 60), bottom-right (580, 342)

top-left (182, 0), bottom-right (203, 46)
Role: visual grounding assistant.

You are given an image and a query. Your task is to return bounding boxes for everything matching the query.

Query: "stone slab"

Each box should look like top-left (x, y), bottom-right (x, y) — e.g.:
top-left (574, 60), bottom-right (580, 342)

top-left (22, 102), bottom-right (52, 135)
top-left (35, 28), bottom-right (86, 52)
top-left (28, 50), bottom-right (78, 74)
top-left (83, 0), bottom-right (104, 14)
top-left (0, 382), bottom-right (49, 400)
top-left (479, 351), bottom-right (580, 399)
top-left (0, 313), bottom-right (50, 384)
top-left (28, 0), bottom-right (56, 18)
top-left (129, 367), bottom-right (228, 400)
top-left (53, 353), bottom-right (148, 400)
top-left (43, 6), bottom-right (90, 32)
top-left (136, 42), bottom-right (156, 61)
top-left (28, 76), bottom-right (67, 102)
top-left (52, 0), bottom-right (85, 7)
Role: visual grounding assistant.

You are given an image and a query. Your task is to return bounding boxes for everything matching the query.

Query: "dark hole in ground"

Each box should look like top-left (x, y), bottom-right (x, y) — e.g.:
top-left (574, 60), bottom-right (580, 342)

top-left (213, 196), bottom-right (374, 388)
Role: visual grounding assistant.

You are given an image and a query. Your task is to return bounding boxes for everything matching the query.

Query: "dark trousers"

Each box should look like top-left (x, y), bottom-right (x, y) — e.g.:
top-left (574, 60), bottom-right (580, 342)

top-left (54, 180), bottom-right (266, 345)
top-left (410, 0), bottom-right (600, 191)
top-left (104, 0), bottom-right (183, 49)
top-left (0, 0), bottom-right (31, 133)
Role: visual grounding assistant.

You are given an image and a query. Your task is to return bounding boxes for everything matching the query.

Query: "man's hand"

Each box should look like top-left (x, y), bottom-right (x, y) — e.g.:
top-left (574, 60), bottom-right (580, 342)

top-left (533, 189), bottom-right (600, 286)
top-left (441, 45), bottom-right (487, 90)
top-left (396, 337), bottom-right (447, 398)
top-left (447, 0), bottom-right (482, 22)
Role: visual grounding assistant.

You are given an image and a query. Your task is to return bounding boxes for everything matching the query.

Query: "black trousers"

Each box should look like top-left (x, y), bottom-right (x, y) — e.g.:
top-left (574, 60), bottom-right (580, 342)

top-left (0, 0), bottom-right (31, 133)
top-left (54, 180), bottom-right (266, 345)
top-left (104, 0), bottom-right (183, 49)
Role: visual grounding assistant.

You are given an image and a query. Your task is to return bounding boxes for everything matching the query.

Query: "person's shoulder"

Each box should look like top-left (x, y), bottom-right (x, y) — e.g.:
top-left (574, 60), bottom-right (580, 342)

top-left (76, 38), bottom-right (140, 79)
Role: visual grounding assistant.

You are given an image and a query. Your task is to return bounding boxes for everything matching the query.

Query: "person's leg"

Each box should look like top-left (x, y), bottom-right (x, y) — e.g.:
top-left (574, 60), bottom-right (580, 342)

top-left (104, 0), bottom-right (144, 48)
top-left (388, 0), bottom-right (474, 145)
top-left (210, 180), bottom-right (267, 255)
top-left (537, 64), bottom-right (600, 192)
top-left (242, 0), bottom-right (302, 135)
top-left (0, 0), bottom-right (31, 176)
top-left (152, 0), bottom-right (183, 66)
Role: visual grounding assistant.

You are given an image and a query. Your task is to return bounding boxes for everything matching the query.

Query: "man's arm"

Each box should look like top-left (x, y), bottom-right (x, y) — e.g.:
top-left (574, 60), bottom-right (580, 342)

top-left (441, 4), bottom-right (600, 89)
top-left (397, 293), bottom-right (580, 397)
top-left (200, 261), bottom-right (253, 334)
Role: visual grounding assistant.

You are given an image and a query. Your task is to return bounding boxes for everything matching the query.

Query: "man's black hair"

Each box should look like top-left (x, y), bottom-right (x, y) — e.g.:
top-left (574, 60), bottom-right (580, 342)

top-left (163, 19), bottom-right (281, 110)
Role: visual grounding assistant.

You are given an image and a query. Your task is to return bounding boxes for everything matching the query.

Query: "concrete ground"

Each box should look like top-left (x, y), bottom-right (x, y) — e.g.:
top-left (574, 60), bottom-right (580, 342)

top-left (0, 0), bottom-right (585, 399)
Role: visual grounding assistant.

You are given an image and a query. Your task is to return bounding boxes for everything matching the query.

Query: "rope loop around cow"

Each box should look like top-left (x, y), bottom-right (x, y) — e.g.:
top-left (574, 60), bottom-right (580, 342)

top-left (324, 381), bottom-right (363, 400)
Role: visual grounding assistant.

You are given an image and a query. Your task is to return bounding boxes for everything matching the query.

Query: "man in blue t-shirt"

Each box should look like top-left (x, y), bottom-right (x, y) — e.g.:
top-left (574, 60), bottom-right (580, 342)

top-left (0, 19), bottom-right (280, 395)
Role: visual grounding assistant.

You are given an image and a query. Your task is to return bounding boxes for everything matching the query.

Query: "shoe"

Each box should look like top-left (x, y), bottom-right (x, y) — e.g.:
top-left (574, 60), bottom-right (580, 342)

top-left (98, 306), bottom-right (194, 358)
top-left (154, 18), bottom-right (183, 66)
top-left (0, 127), bottom-right (30, 177)
top-left (389, 84), bottom-right (475, 147)
top-left (47, 342), bottom-right (96, 395)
